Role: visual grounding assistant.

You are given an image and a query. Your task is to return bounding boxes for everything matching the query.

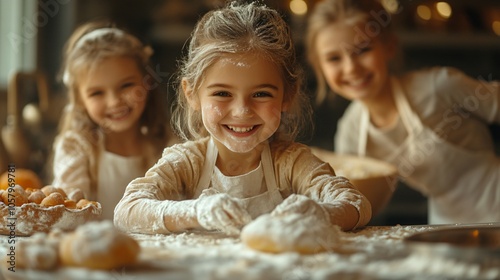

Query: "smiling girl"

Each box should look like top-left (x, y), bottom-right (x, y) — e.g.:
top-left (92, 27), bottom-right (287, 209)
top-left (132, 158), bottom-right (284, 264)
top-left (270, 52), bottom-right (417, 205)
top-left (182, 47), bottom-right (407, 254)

top-left (306, 0), bottom-right (500, 224)
top-left (114, 2), bottom-right (371, 235)
top-left (51, 21), bottom-right (177, 220)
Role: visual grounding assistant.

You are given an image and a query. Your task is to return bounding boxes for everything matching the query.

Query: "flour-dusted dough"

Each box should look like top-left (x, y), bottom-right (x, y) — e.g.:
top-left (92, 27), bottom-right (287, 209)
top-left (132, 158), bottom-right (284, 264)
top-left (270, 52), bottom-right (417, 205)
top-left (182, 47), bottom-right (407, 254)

top-left (4, 232), bottom-right (59, 270)
top-left (241, 212), bottom-right (341, 254)
top-left (59, 220), bottom-right (140, 269)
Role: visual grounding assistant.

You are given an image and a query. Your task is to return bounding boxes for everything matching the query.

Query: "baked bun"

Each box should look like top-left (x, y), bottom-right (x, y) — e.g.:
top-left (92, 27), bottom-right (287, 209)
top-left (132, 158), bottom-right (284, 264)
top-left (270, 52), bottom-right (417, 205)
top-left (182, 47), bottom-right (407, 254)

top-left (40, 192), bottom-right (66, 207)
top-left (59, 220), bottom-right (140, 269)
top-left (41, 185), bottom-right (67, 198)
top-left (1, 185), bottom-right (29, 206)
top-left (63, 199), bottom-right (77, 209)
top-left (28, 189), bottom-right (46, 204)
top-left (76, 198), bottom-right (99, 209)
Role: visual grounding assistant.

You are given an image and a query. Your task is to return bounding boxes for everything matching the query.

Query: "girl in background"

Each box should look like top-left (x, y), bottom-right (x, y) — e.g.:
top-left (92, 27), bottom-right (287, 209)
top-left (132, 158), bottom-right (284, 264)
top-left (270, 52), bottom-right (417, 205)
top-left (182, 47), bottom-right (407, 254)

top-left (306, 0), bottom-right (500, 224)
top-left (52, 21), bottom-right (178, 220)
top-left (114, 2), bottom-right (371, 235)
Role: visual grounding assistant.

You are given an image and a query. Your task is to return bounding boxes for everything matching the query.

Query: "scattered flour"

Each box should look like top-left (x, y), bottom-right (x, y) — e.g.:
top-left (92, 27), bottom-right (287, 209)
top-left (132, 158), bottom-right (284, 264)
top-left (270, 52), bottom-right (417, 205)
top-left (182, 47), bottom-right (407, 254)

top-left (0, 202), bottom-right (101, 236)
top-left (0, 224), bottom-right (499, 279)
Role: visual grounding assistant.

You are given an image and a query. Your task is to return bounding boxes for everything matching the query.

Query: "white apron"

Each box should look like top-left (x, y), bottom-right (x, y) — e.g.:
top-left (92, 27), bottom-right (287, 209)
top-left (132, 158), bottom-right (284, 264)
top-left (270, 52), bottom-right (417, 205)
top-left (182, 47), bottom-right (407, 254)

top-left (358, 78), bottom-right (500, 224)
top-left (194, 138), bottom-right (283, 218)
top-left (98, 151), bottom-right (143, 220)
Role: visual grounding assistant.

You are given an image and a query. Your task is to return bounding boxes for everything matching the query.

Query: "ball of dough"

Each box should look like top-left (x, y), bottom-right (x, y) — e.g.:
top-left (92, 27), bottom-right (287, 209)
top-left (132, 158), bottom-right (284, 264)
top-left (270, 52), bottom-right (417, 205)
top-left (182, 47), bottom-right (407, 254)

top-left (1, 185), bottom-right (29, 206)
top-left (5, 232), bottom-right (59, 270)
top-left (59, 220), bottom-right (140, 269)
top-left (241, 213), bottom-right (341, 254)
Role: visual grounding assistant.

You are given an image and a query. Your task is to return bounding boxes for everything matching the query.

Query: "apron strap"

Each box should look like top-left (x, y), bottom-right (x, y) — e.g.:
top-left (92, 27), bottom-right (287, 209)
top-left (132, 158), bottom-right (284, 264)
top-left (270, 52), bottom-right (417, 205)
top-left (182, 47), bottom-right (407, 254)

top-left (194, 138), bottom-right (218, 198)
top-left (392, 77), bottom-right (423, 135)
top-left (260, 142), bottom-right (282, 205)
top-left (194, 138), bottom-right (281, 202)
top-left (357, 77), bottom-right (422, 156)
top-left (358, 108), bottom-right (369, 157)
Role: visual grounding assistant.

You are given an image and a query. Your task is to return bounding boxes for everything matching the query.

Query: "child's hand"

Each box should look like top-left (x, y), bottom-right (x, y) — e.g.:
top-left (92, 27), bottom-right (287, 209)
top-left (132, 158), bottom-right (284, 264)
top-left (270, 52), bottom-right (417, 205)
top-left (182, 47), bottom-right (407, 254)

top-left (195, 189), bottom-right (252, 235)
top-left (272, 194), bottom-right (330, 222)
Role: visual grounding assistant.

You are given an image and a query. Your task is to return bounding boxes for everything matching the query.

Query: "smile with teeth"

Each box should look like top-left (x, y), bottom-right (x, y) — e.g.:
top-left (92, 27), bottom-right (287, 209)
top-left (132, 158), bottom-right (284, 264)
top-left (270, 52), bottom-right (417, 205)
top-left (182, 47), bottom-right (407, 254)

top-left (108, 108), bottom-right (130, 119)
top-left (226, 125), bottom-right (255, 133)
top-left (346, 75), bottom-right (370, 87)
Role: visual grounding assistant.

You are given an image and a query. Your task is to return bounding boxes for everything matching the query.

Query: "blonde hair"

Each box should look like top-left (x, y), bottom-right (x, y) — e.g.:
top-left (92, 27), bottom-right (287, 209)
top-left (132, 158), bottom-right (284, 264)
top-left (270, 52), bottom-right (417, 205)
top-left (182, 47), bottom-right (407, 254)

top-left (306, 0), bottom-right (395, 104)
top-left (172, 1), bottom-right (312, 143)
top-left (54, 20), bottom-right (172, 186)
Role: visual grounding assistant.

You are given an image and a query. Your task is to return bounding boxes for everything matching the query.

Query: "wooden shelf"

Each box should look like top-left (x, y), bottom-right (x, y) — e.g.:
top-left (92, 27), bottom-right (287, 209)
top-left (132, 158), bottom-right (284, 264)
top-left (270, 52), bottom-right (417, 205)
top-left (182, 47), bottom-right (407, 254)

top-left (397, 31), bottom-right (500, 49)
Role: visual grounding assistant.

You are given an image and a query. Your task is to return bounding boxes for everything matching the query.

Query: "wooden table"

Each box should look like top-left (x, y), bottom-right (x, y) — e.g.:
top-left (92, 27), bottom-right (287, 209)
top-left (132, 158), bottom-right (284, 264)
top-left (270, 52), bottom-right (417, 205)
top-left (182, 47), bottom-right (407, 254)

top-left (1, 223), bottom-right (499, 280)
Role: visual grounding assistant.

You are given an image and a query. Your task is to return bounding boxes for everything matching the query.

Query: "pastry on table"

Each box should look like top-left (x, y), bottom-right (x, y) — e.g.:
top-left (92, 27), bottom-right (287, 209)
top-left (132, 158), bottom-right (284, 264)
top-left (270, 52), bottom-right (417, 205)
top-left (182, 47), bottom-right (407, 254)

top-left (2, 221), bottom-right (140, 271)
top-left (241, 212), bottom-right (341, 254)
top-left (241, 195), bottom-right (342, 254)
top-left (3, 232), bottom-right (59, 270)
top-left (59, 220), bottom-right (140, 270)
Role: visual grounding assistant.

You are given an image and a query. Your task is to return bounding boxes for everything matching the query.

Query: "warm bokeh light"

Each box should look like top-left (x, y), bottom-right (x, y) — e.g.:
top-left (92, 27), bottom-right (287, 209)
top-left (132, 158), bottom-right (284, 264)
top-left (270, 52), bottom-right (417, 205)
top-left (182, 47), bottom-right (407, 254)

top-left (381, 0), bottom-right (399, 14)
top-left (290, 0), bottom-right (307, 15)
top-left (416, 5), bottom-right (432, 21)
top-left (436, 2), bottom-right (452, 19)
top-left (493, 21), bottom-right (500, 36)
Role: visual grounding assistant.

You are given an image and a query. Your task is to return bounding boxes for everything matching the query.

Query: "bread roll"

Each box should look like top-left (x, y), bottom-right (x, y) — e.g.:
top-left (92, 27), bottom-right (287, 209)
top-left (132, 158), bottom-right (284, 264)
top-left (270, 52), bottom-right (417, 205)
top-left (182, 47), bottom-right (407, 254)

top-left (5, 232), bottom-right (59, 270)
top-left (59, 221), bottom-right (140, 269)
top-left (40, 192), bottom-right (65, 207)
top-left (1, 185), bottom-right (29, 206)
top-left (28, 190), bottom-right (46, 204)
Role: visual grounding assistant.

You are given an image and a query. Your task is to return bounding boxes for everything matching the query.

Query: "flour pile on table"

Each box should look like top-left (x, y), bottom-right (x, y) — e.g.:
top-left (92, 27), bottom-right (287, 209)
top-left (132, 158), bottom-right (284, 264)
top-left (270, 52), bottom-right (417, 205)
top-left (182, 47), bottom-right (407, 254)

top-left (1, 225), bottom-right (499, 279)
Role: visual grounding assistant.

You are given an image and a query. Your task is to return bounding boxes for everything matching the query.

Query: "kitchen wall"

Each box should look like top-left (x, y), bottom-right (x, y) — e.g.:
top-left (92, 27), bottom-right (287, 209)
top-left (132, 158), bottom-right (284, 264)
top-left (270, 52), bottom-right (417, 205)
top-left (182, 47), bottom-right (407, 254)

top-left (2, 0), bottom-right (499, 225)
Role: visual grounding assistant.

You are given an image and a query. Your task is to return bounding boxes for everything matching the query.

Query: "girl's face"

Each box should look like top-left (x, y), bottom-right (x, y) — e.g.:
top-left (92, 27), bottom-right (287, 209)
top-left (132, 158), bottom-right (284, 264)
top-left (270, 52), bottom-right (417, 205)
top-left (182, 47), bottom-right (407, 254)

top-left (315, 21), bottom-right (394, 102)
top-left (194, 53), bottom-right (286, 154)
top-left (78, 56), bottom-right (147, 134)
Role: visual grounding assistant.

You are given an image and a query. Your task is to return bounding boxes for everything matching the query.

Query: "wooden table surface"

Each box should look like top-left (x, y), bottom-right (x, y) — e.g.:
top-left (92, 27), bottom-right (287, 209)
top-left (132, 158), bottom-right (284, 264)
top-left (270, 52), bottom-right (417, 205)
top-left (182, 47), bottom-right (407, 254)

top-left (1, 223), bottom-right (499, 280)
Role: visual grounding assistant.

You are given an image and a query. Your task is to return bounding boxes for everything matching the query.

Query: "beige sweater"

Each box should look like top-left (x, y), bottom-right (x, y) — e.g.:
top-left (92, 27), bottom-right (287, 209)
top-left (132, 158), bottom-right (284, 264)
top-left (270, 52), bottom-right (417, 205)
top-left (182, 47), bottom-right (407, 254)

top-left (114, 137), bottom-right (372, 234)
top-left (52, 131), bottom-right (98, 200)
top-left (51, 131), bottom-right (160, 201)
